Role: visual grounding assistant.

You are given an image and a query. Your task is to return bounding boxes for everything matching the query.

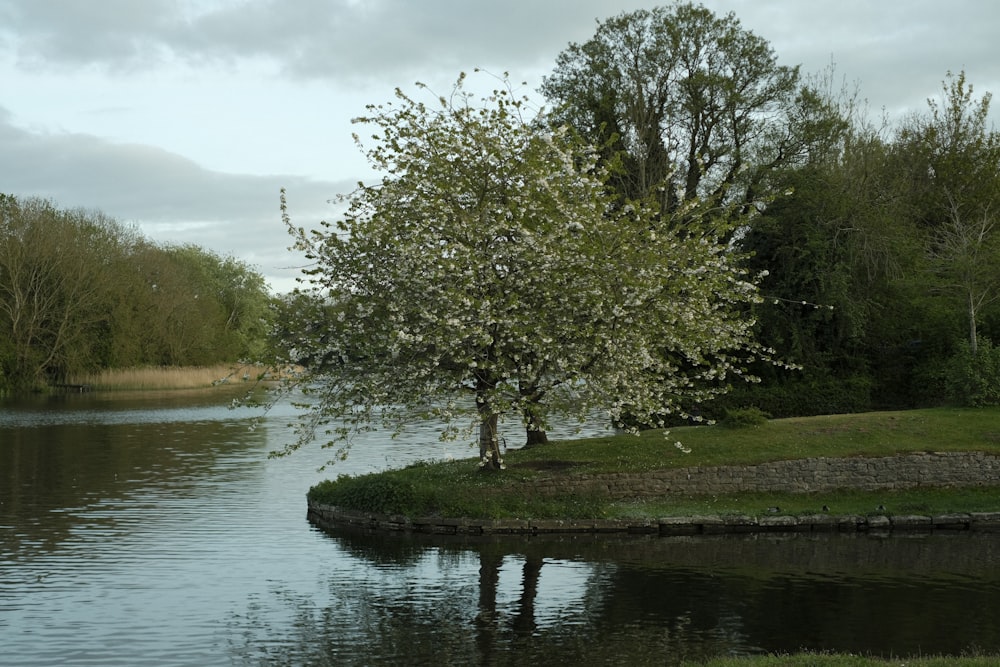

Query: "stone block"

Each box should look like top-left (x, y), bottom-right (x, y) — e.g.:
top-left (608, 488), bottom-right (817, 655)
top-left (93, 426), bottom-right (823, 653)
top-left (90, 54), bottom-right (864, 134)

top-left (487, 519), bottom-right (531, 534)
top-left (722, 514), bottom-right (758, 532)
top-left (529, 519), bottom-right (589, 533)
top-left (758, 515), bottom-right (799, 530)
top-left (657, 517), bottom-right (702, 536)
top-left (592, 519), bottom-right (631, 533)
top-left (970, 512), bottom-right (1000, 532)
top-left (931, 513), bottom-right (971, 530)
top-left (889, 515), bottom-right (932, 530)
top-left (798, 514), bottom-right (839, 531)
top-left (836, 515), bottom-right (865, 531)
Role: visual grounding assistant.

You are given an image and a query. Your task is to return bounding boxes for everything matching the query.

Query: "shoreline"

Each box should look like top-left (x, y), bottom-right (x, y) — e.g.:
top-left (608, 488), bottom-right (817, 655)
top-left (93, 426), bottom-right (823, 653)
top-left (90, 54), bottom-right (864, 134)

top-left (307, 499), bottom-right (1000, 537)
top-left (307, 445), bottom-right (1000, 537)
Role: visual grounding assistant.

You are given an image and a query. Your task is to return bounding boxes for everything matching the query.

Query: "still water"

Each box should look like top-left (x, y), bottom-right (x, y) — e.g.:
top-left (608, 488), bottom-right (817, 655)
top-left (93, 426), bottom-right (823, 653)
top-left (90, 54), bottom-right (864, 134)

top-left (2, 390), bottom-right (999, 666)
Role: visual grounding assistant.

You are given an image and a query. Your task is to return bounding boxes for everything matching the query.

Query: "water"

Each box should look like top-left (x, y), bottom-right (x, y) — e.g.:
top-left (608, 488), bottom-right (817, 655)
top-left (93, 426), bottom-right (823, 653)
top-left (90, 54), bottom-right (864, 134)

top-left (2, 390), bottom-right (999, 665)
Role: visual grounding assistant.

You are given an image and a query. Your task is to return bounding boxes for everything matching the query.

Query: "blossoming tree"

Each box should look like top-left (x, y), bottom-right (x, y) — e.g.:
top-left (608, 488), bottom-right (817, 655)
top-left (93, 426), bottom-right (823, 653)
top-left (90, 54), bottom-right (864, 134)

top-left (273, 72), bottom-right (777, 470)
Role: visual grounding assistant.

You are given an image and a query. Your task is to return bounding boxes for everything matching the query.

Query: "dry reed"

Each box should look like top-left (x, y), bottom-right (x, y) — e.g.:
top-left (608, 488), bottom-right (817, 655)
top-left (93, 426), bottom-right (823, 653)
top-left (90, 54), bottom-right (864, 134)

top-left (67, 364), bottom-right (266, 391)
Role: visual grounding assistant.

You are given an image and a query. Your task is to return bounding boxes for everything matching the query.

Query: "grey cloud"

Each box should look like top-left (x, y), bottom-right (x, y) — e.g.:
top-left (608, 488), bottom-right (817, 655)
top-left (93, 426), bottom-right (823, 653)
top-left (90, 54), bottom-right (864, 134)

top-left (1, 0), bottom-right (650, 81)
top-left (7, 0), bottom-right (1000, 133)
top-left (727, 0), bottom-right (1000, 116)
top-left (0, 111), bottom-right (346, 291)
top-left (7, 0), bottom-right (1000, 117)
top-left (3, 0), bottom-right (178, 70)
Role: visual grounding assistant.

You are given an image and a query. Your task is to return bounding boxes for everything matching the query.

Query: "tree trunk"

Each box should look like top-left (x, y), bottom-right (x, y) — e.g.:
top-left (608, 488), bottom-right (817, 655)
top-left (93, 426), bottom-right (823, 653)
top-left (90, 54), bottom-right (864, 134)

top-left (524, 428), bottom-right (549, 447)
top-left (475, 552), bottom-right (503, 660)
top-left (512, 556), bottom-right (544, 635)
top-left (478, 399), bottom-right (504, 471)
top-left (969, 290), bottom-right (979, 356)
top-left (523, 407), bottom-right (549, 447)
top-left (520, 384), bottom-right (549, 448)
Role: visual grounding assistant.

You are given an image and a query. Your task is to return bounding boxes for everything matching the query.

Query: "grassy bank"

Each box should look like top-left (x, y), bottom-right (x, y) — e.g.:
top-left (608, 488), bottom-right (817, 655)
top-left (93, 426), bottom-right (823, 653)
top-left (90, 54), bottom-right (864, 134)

top-left (685, 655), bottom-right (999, 666)
top-left (308, 407), bottom-right (1000, 520)
top-left (66, 363), bottom-right (265, 391)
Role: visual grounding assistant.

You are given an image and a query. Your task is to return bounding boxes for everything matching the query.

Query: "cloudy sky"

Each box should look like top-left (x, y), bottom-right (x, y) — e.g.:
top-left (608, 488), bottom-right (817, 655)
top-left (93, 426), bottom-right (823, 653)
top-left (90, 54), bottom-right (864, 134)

top-left (2, 0), bottom-right (998, 292)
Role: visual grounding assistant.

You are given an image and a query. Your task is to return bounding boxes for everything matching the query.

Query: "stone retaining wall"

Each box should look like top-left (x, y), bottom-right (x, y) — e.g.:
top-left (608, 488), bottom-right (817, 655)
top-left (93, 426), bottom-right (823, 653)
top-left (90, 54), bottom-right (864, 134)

top-left (307, 501), bottom-right (1000, 536)
top-left (526, 451), bottom-right (1000, 499)
top-left (307, 451), bottom-right (1000, 537)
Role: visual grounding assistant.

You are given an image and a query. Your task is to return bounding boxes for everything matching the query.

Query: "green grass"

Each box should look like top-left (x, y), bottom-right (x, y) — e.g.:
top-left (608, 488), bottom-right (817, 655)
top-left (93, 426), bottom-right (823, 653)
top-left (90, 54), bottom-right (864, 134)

top-left (610, 486), bottom-right (1000, 520)
top-left (308, 407), bottom-right (1000, 520)
top-left (509, 406), bottom-right (1000, 472)
top-left (683, 654), bottom-right (999, 666)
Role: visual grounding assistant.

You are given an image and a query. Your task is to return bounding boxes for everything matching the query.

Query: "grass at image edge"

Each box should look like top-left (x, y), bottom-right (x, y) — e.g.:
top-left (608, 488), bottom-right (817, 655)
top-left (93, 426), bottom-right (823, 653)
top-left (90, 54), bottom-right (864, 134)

top-left (681, 654), bottom-right (1000, 666)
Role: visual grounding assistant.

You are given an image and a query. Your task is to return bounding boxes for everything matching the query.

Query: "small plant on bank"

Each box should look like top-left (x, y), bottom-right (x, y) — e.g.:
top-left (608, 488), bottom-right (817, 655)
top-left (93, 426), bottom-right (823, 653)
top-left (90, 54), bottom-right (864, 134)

top-left (310, 474), bottom-right (417, 515)
top-left (721, 406), bottom-right (770, 428)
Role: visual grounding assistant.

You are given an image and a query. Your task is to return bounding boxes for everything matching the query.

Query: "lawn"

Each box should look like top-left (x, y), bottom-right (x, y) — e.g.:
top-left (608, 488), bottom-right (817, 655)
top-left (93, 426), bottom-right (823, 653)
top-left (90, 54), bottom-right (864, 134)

top-left (308, 407), bottom-right (1000, 521)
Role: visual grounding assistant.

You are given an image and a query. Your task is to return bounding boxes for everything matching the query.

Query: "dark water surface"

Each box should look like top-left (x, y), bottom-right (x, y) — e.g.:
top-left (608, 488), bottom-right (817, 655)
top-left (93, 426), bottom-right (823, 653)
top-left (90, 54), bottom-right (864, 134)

top-left (2, 391), bottom-right (999, 666)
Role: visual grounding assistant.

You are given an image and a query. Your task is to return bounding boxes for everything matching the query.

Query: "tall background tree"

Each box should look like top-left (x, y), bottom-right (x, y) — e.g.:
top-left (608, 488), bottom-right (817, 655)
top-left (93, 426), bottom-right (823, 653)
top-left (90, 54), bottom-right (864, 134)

top-left (0, 196), bottom-right (118, 389)
top-left (898, 72), bottom-right (1000, 357)
top-left (737, 71), bottom-right (1000, 412)
top-left (889, 72), bottom-right (1000, 406)
top-left (539, 2), bottom-right (851, 417)
top-left (539, 2), bottom-right (840, 219)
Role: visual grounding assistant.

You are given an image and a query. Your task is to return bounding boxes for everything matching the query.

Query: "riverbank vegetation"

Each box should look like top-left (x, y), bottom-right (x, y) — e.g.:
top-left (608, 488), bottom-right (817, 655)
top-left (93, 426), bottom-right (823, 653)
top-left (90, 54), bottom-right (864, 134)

top-left (307, 407), bottom-right (1000, 520)
top-left (63, 363), bottom-right (265, 391)
top-left (0, 194), bottom-right (274, 394)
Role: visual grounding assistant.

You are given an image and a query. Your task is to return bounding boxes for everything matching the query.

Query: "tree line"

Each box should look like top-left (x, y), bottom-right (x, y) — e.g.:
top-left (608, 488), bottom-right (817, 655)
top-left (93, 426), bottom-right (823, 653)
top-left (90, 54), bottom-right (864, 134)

top-left (0, 194), bottom-right (273, 393)
top-left (730, 70), bottom-right (1000, 415)
top-left (539, 4), bottom-right (1000, 418)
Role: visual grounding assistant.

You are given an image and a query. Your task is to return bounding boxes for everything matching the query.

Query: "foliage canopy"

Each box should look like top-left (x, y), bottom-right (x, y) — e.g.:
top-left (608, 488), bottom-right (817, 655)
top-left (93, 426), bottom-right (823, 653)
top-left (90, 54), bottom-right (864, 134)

top-left (539, 2), bottom-right (839, 217)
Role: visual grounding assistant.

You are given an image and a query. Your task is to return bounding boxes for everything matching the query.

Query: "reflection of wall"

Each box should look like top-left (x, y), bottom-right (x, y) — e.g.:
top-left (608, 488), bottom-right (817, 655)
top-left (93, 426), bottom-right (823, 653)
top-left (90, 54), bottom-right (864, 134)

top-left (323, 521), bottom-right (1000, 581)
top-left (311, 498), bottom-right (1000, 536)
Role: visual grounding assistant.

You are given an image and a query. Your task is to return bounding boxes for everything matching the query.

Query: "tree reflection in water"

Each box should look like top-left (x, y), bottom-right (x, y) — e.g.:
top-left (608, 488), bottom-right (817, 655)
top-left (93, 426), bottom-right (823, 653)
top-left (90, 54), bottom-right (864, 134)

top-left (229, 524), bottom-right (1000, 666)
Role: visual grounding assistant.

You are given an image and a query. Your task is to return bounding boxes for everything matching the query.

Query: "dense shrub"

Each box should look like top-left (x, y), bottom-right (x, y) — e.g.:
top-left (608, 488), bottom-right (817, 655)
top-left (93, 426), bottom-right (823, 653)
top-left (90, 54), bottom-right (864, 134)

top-left (721, 406), bottom-right (770, 428)
top-left (713, 374), bottom-right (874, 419)
top-left (309, 474), bottom-right (417, 515)
top-left (944, 338), bottom-right (1000, 407)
